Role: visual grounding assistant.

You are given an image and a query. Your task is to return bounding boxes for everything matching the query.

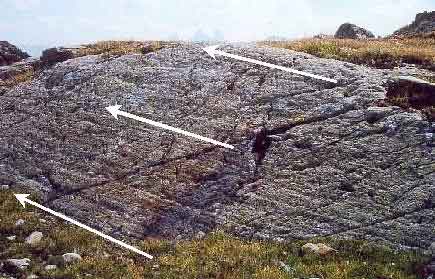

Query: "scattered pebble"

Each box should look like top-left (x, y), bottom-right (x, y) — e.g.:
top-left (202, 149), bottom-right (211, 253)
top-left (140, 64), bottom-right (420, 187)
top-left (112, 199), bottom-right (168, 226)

top-left (6, 235), bottom-right (16, 241)
top-left (195, 231), bottom-right (206, 240)
top-left (0, 184), bottom-right (10, 190)
top-left (62, 253), bottom-right (82, 264)
top-left (25, 231), bottom-right (43, 246)
top-left (278, 261), bottom-right (293, 273)
top-left (39, 219), bottom-right (47, 223)
top-left (27, 274), bottom-right (39, 279)
top-left (15, 219), bottom-right (25, 227)
top-left (301, 243), bottom-right (336, 256)
top-left (44, 264), bottom-right (57, 271)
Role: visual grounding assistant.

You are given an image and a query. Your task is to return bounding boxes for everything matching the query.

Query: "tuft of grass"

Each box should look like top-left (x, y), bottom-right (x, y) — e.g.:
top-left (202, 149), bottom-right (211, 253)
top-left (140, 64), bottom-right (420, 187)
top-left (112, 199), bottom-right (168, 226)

top-left (0, 190), bottom-right (430, 279)
top-left (262, 34), bottom-right (435, 70)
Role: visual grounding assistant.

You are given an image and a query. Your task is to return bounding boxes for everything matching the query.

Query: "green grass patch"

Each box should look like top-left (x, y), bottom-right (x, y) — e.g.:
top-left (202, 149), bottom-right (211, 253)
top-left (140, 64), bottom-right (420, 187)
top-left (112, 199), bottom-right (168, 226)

top-left (0, 190), bottom-right (430, 278)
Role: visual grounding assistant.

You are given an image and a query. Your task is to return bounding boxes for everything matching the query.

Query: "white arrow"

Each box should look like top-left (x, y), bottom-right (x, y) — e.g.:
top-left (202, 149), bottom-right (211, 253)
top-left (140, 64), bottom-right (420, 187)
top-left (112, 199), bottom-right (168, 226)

top-left (106, 105), bottom-right (234, 149)
top-left (14, 194), bottom-right (153, 259)
top-left (203, 45), bottom-right (338, 84)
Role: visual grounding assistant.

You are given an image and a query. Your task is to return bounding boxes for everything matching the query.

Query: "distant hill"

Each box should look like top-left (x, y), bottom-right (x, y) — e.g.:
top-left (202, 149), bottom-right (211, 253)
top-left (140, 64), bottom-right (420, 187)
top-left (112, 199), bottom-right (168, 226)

top-left (393, 11), bottom-right (435, 37)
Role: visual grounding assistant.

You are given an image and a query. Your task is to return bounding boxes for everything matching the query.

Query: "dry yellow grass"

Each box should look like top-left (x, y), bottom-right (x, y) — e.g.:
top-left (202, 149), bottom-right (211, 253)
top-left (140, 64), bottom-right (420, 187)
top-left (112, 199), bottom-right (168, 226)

top-left (262, 34), bottom-right (435, 70)
top-left (0, 68), bottom-right (34, 88)
top-left (77, 40), bottom-right (165, 57)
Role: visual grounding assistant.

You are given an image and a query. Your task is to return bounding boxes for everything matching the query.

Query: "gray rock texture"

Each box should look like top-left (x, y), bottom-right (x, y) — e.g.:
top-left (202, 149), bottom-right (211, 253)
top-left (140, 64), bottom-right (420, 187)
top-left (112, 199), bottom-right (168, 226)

top-left (335, 23), bottom-right (375, 39)
top-left (0, 43), bottom-right (433, 250)
top-left (0, 41), bottom-right (29, 66)
top-left (393, 11), bottom-right (435, 37)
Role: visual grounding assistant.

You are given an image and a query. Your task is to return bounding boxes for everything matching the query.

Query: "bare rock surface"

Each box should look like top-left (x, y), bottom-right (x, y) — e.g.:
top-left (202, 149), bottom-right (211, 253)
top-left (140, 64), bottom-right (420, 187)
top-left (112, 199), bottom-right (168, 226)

top-left (0, 43), bottom-right (433, 249)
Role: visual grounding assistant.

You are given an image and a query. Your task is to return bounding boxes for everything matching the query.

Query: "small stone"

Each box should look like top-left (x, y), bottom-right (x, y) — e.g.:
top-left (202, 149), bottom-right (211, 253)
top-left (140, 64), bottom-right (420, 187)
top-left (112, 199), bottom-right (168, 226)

top-left (4, 258), bottom-right (31, 271)
top-left (39, 219), bottom-right (47, 223)
top-left (278, 261), bottom-right (293, 273)
top-left (25, 231), bottom-right (43, 246)
top-left (6, 235), bottom-right (16, 241)
top-left (429, 242), bottom-right (435, 257)
top-left (15, 219), bottom-right (25, 227)
top-left (0, 184), bottom-right (9, 190)
top-left (44, 265), bottom-right (57, 271)
top-left (62, 253), bottom-right (82, 264)
top-left (195, 231), bottom-right (206, 240)
top-left (301, 243), bottom-right (336, 256)
top-left (27, 274), bottom-right (39, 279)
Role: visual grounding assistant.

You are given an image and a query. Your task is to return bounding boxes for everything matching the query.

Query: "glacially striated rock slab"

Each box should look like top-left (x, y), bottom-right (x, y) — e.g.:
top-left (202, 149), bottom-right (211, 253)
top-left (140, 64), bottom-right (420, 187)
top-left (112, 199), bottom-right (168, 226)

top-left (0, 43), bottom-right (433, 249)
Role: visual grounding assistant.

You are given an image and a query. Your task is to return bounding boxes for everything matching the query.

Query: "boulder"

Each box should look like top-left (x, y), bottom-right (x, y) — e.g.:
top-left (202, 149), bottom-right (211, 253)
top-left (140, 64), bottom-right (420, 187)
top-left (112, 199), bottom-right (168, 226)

top-left (0, 41), bottom-right (29, 66)
top-left (393, 11), bottom-right (435, 37)
top-left (335, 23), bottom-right (375, 39)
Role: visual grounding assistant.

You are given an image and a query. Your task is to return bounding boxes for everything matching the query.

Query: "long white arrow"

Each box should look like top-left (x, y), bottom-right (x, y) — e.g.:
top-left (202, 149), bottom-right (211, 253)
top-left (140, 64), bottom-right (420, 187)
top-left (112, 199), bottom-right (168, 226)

top-left (203, 45), bottom-right (338, 84)
top-left (14, 194), bottom-right (153, 259)
top-left (106, 105), bottom-right (234, 149)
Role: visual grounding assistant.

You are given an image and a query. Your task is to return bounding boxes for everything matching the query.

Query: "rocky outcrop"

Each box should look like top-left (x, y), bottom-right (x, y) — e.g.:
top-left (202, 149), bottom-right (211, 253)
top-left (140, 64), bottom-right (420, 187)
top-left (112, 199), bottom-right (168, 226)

top-left (0, 41), bottom-right (29, 66)
top-left (0, 43), bottom-right (434, 251)
top-left (384, 76), bottom-right (435, 121)
top-left (393, 11), bottom-right (435, 37)
top-left (335, 23), bottom-right (375, 39)
top-left (41, 47), bottom-right (75, 66)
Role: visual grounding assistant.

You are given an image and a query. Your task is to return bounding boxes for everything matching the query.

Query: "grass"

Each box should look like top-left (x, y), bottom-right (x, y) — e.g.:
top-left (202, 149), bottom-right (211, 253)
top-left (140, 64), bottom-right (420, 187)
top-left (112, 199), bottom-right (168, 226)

top-left (0, 189), bottom-right (430, 279)
top-left (262, 34), bottom-right (435, 70)
top-left (76, 40), bottom-right (166, 57)
top-left (0, 68), bottom-right (34, 88)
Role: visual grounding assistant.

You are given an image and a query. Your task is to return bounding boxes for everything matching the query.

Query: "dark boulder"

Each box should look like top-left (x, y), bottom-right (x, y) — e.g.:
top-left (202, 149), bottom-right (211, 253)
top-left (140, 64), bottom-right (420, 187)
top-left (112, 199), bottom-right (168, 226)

top-left (41, 47), bottom-right (75, 66)
top-left (335, 23), bottom-right (375, 39)
top-left (0, 41), bottom-right (30, 66)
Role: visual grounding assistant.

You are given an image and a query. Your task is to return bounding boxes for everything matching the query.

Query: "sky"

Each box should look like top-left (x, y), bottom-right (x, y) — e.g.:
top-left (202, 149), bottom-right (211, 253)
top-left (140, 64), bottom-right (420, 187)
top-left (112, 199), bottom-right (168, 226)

top-left (1, 0), bottom-right (434, 55)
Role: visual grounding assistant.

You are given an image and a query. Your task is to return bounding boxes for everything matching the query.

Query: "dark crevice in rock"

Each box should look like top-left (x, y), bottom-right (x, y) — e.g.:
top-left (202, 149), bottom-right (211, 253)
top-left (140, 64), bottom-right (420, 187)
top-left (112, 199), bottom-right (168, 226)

top-left (251, 127), bottom-right (272, 166)
top-left (268, 105), bottom-right (357, 136)
top-left (339, 181), bottom-right (356, 192)
top-left (258, 75), bottom-right (266, 87)
top-left (45, 145), bottom-right (222, 203)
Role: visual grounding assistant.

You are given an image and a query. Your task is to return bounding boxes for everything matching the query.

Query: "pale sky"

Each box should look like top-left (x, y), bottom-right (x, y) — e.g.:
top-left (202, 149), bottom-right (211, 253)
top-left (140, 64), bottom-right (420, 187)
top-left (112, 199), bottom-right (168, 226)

top-left (2, 0), bottom-right (434, 54)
